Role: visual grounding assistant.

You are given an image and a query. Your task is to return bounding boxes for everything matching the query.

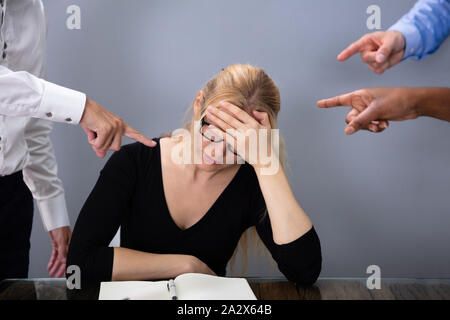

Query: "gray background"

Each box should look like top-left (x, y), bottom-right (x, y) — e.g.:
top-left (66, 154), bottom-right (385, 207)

top-left (30, 0), bottom-right (450, 279)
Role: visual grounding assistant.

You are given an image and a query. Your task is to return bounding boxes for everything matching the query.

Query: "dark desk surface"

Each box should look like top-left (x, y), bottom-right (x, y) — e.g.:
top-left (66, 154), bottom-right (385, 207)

top-left (1, 278), bottom-right (450, 300)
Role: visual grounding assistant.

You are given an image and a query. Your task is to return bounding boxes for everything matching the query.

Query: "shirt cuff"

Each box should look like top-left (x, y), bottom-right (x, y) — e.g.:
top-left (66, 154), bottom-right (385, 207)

top-left (36, 80), bottom-right (86, 124)
top-left (389, 20), bottom-right (422, 60)
top-left (37, 193), bottom-right (70, 231)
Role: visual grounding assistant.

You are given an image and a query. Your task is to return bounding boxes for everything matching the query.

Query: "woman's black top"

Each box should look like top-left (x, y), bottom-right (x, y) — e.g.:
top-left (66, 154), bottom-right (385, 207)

top-left (67, 137), bottom-right (322, 286)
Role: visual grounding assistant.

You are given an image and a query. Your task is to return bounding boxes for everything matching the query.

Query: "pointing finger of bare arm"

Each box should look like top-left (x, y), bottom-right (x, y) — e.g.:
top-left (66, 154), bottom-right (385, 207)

top-left (346, 102), bottom-right (379, 134)
top-left (317, 92), bottom-right (354, 108)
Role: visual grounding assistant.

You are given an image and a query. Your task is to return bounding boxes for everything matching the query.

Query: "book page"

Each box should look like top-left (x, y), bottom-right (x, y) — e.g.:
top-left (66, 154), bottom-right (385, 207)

top-left (98, 280), bottom-right (171, 300)
top-left (174, 273), bottom-right (257, 300)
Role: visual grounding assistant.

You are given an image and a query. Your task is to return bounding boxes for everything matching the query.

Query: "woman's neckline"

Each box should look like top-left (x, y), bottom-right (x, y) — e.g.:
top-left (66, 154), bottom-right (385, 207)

top-left (156, 136), bottom-right (245, 233)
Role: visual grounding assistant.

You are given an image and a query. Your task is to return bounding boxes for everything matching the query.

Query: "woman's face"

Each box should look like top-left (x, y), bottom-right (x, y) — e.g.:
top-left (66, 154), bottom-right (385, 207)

top-left (196, 119), bottom-right (242, 170)
top-left (193, 91), bottom-right (243, 171)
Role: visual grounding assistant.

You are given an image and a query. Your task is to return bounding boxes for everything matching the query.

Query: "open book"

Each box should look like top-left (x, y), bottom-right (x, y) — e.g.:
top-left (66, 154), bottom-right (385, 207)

top-left (98, 273), bottom-right (257, 300)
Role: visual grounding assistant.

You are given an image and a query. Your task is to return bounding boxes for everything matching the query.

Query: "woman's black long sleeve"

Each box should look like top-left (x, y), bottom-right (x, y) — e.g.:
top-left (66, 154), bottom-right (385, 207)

top-left (67, 139), bottom-right (322, 286)
top-left (248, 169), bottom-right (322, 286)
top-left (66, 143), bottom-right (139, 285)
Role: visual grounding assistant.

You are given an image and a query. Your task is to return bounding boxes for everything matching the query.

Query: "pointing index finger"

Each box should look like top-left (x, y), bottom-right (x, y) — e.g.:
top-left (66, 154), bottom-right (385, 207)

top-left (337, 36), bottom-right (368, 61)
top-left (317, 92), bottom-right (354, 108)
top-left (124, 124), bottom-right (157, 147)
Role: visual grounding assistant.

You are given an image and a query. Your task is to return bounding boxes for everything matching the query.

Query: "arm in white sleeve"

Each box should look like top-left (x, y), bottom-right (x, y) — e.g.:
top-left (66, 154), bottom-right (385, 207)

top-left (0, 65), bottom-right (86, 123)
top-left (22, 118), bottom-right (70, 231)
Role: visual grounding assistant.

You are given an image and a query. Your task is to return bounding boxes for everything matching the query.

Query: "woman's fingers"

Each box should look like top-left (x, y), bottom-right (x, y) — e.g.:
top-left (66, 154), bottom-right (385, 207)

top-left (207, 101), bottom-right (271, 131)
top-left (204, 103), bottom-right (273, 162)
top-left (207, 105), bottom-right (244, 131)
top-left (252, 110), bottom-right (270, 127)
top-left (203, 124), bottom-right (227, 141)
top-left (219, 101), bottom-right (261, 127)
top-left (205, 108), bottom-right (237, 136)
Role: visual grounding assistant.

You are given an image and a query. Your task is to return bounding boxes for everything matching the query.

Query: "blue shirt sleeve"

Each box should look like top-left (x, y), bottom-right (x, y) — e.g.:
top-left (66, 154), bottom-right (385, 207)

top-left (388, 0), bottom-right (450, 60)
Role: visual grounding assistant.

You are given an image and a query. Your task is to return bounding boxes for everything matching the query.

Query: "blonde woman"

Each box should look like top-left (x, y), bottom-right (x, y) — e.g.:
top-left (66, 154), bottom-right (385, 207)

top-left (67, 64), bottom-right (322, 287)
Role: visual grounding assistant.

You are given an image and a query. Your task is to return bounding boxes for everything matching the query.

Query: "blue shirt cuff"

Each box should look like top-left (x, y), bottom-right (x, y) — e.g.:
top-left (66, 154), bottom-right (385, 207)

top-left (389, 20), bottom-right (423, 60)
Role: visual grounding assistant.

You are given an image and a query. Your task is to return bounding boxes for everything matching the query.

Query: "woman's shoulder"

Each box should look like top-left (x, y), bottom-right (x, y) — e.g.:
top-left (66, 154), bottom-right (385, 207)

top-left (120, 138), bottom-right (161, 159)
top-left (102, 137), bottom-right (161, 173)
top-left (240, 161), bottom-right (259, 185)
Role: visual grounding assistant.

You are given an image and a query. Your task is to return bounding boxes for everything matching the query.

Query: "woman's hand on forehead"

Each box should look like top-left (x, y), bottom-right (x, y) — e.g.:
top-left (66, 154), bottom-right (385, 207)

top-left (205, 101), bottom-right (263, 133)
top-left (204, 100), bottom-right (274, 168)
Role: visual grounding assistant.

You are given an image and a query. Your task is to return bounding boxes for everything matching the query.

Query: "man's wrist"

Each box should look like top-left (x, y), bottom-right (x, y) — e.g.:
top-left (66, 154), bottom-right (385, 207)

top-left (38, 80), bottom-right (86, 124)
top-left (408, 87), bottom-right (441, 119)
top-left (80, 98), bottom-right (92, 124)
top-left (37, 193), bottom-right (70, 231)
top-left (404, 87), bottom-right (423, 118)
top-left (412, 88), bottom-right (450, 121)
top-left (389, 30), bottom-right (406, 51)
top-left (388, 20), bottom-right (421, 60)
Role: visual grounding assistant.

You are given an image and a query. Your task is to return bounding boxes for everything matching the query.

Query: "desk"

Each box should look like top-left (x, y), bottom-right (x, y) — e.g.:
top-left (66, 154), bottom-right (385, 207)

top-left (1, 278), bottom-right (450, 300)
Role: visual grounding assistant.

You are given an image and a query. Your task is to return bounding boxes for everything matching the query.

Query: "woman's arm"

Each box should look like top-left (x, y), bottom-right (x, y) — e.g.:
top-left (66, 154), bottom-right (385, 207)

top-left (205, 102), bottom-right (322, 284)
top-left (67, 143), bottom-right (215, 285)
top-left (248, 122), bottom-right (321, 285)
top-left (254, 166), bottom-right (312, 245)
top-left (112, 248), bottom-right (215, 281)
top-left (252, 166), bottom-right (322, 286)
top-left (204, 103), bottom-right (313, 241)
top-left (112, 249), bottom-right (189, 281)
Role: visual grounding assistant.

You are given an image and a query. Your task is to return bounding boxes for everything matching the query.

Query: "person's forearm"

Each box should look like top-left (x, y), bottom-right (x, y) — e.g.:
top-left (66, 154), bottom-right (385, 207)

top-left (255, 165), bottom-right (312, 245)
top-left (0, 65), bottom-right (86, 122)
top-left (413, 87), bottom-right (450, 122)
top-left (112, 247), bottom-right (191, 281)
top-left (23, 118), bottom-right (70, 231)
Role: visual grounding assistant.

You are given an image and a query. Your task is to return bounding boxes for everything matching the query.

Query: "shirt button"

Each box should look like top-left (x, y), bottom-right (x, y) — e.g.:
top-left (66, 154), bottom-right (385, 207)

top-left (65, 118), bottom-right (72, 122)
top-left (2, 52), bottom-right (6, 59)
top-left (3, 43), bottom-right (6, 50)
top-left (46, 112), bottom-right (53, 118)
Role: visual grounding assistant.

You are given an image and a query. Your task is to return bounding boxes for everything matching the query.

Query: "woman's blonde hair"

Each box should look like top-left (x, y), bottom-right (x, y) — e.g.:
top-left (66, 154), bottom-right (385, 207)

top-left (162, 64), bottom-right (289, 275)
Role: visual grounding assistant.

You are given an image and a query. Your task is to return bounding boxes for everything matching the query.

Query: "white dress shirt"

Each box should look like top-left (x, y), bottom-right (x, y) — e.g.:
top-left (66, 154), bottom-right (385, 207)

top-left (0, 0), bottom-right (86, 231)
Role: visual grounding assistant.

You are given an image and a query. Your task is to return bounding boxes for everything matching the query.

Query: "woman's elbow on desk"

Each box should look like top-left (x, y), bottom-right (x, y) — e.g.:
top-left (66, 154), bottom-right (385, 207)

top-left (277, 229), bottom-right (323, 286)
top-left (295, 256), bottom-right (322, 287)
top-left (279, 248), bottom-right (322, 286)
top-left (66, 245), bottom-right (114, 286)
